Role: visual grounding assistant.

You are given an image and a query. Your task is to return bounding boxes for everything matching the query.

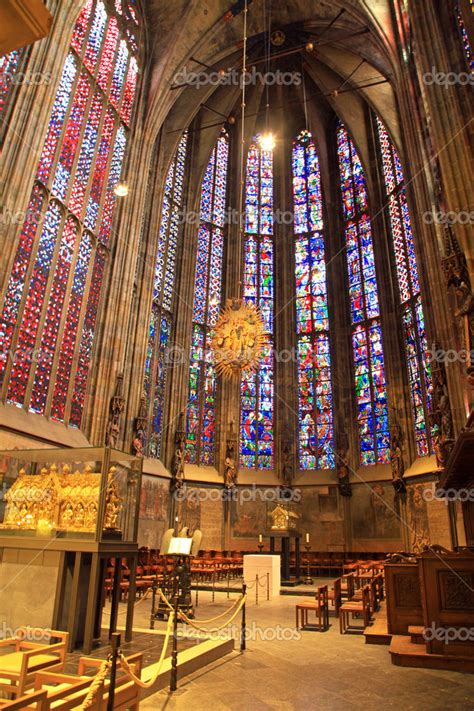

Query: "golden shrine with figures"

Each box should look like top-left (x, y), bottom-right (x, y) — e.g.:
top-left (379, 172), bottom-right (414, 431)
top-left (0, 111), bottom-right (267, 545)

top-left (1, 463), bottom-right (122, 533)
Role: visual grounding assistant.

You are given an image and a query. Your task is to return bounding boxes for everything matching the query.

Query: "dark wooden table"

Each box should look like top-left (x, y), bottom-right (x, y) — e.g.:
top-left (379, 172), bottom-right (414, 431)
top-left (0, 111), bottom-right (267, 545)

top-left (269, 531), bottom-right (301, 584)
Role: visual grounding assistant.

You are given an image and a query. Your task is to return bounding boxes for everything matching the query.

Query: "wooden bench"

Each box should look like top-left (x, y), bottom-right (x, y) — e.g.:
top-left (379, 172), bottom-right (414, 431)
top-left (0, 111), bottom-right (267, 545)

top-left (419, 547), bottom-right (474, 658)
top-left (0, 629), bottom-right (68, 699)
top-left (384, 555), bottom-right (423, 635)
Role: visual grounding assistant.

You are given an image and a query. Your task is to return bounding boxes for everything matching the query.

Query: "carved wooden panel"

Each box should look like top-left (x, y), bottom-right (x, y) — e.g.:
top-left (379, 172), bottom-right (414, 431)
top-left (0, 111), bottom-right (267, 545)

top-left (394, 572), bottom-right (423, 608)
top-left (439, 571), bottom-right (474, 611)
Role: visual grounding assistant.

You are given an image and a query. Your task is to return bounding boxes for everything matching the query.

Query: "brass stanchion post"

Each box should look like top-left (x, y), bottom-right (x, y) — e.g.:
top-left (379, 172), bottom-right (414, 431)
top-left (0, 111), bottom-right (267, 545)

top-left (170, 560), bottom-right (181, 693)
top-left (107, 632), bottom-right (120, 711)
top-left (240, 583), bottom-right (246, 652)
top-left (150, 576), bottom-right (157, 629)
top-left (255, 574), bottom-right (259, 605)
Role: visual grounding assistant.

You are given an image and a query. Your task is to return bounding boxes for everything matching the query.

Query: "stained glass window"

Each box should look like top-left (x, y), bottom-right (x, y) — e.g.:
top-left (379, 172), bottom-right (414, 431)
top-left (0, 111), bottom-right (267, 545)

top-left (0, 49), bottom-right (25, 133)
top-left (337, 123), bottom-right (390, 466)
top-left (240, 139), bottom-right (274, 469)
top-left (0, 0), bottom-right (140, 427)
top-left (293, 130), bottom-right (334, 470)
top-left (186, 131), bottom-right (229, 465)
top-left (143, 132), bottom-right (188, 458)
top-left (376, 117), bottom-right (432, 456)
top-left (455, 0), bottom-right (474, 72)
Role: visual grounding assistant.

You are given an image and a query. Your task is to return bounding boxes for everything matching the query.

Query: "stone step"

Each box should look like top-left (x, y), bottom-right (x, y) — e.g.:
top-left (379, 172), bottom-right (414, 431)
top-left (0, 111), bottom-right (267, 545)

top-left (407, 625), bottom-right (426, 645)
top-left (364, 603), bottom-right (391, 645)
top-left (389, 635), bottom-right (474, 673)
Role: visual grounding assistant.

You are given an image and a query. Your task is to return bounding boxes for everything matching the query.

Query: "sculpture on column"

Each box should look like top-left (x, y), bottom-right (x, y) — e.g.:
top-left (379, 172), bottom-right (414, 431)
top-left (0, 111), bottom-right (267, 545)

top-left (429, 351), bottom-right (455, 468)
top-left (105, 373), bottom-right (125, 448)
top-left (224, 421), bottom-right (238, 490)
top-left (441, 226), bottom-right (474, 386)
top-left (390, 421), bottom-right (406, 494)
top-left (335, 431), bottom-right (351, 497)
top-left (454, 280), bottom-right (474, 381)
top-left (170, 412), bottom-right (186, 491)
top-left (280, 435), bottom-right (294, 490)
top-left (132, 395), bottom-right (148, 457)
top-left (336, 447), bottom-right (352, 497)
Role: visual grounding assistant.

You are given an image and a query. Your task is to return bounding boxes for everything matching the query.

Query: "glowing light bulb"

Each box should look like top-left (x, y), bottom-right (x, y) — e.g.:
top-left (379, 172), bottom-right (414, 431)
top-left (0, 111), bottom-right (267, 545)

top-left (259, 133), bottom-right (275, 151)
top-left (114, 183), bottom-right (129, 197)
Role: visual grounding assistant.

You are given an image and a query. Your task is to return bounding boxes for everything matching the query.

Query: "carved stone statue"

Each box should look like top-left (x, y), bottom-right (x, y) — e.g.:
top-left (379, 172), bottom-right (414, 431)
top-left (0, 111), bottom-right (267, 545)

top-left (389, 420), bottom-right (406, 493)
top-left (281, 439), bottom-right (294, 489)
top-left (429, 354), bottom-right (455, 464)
top-left (433, 425), bottom-right (448, 469)
top-left (336, 447), bottom-right (352, 497)
top-left (105, 373), bottom-right (125, 448)
top-left (170, 412), bottom-right (186, 491)
top-left (390, 437), bottom-right (406, 493)
top-left (132, 395), bottom-right (147, 457)
top-left (224, 441), bottom-right (237, 489)
top-left (442, 228), bottom-right (474, 386)
top-left (454, 280), bottom-right (474, 375)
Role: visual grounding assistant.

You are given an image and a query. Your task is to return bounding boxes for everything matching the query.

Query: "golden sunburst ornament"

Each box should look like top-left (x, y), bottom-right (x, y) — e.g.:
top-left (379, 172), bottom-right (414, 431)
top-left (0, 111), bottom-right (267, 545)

top-left (211, 298), bottom-right (267, 379)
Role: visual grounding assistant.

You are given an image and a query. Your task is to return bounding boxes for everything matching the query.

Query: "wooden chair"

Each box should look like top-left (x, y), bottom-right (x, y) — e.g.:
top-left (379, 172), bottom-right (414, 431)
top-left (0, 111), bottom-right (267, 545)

top-left (339, 585), bottom-right (371, 633)
top-left (32, 670), bottom-right (102, 711)
top-left (352, 575), bottom-right (379, 612)
top-left (340, 572), bottom-right (355, 600)
top-left (79, 652), bottom-right (143, 711)
top-left (295, 585), bottom-right (329, 631)
top-left (0, 690), bottom-right (48, 709)
top-left (327, 577), bottom-right (342, 616)
top-left (374, 572), bottom-right (384, 603)
top-left (0, 629), bottom-right (68, 698)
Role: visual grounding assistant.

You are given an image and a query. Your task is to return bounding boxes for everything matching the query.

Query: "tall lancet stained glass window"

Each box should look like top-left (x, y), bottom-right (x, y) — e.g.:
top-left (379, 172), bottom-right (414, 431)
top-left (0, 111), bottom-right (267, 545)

top-left (293, 131), bottom-right (334, 470)
top-left (376, 117), bottom-right (432, 456)
top-left (240, 139), bottom-right (274, 469)
top-left (337, 124), bottom-right (390, 466)
top-left (143, 132), bottom-right (188, 458)
top-left (0, 0), bottom-right (140, 427)
top-left (455, 0), bottom-right (474, 71)
top-left (185, 131), bottom-right (229, 465)
top-left (0, 49), bottom-right (26, 135)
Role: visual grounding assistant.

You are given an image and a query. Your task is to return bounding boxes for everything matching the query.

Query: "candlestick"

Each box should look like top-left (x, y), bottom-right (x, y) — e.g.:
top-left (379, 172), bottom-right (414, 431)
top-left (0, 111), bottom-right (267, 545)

top-left (303, 542), bottom-right (313, 585)
top-left (305, 532), bottom-right (310, 544)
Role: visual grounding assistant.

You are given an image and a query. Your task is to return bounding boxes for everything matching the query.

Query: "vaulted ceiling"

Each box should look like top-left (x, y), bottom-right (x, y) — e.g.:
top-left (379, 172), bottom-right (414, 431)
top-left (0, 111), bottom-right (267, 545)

top-left (142, 0), bottom-right (402, 162)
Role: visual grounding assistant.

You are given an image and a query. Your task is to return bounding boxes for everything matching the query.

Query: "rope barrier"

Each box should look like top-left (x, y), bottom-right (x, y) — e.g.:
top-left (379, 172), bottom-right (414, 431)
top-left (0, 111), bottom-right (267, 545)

top-left (75, 580), bottom-right (247, 706)
top-left (77, 660), bottom-right (110, 711)
top-left (102, 587), bottom-right (152, 617)
top-left (156, 587), bottom-right (246, 633)
top-left (177, 595), bottom-right (247, 633)
top-left (118, 612), bottom-right (175, 689)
